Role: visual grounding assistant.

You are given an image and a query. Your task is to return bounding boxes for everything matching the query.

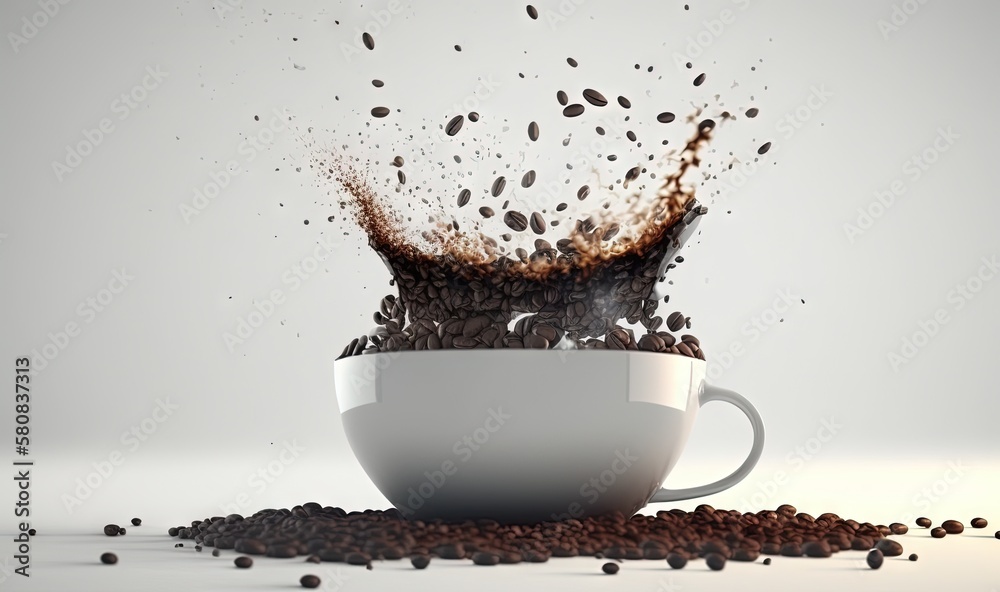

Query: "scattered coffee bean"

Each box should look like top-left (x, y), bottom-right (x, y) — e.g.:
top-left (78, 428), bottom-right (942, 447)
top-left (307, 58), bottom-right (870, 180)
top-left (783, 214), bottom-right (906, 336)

top-left (300, 574), bottom-right (321, 588)
top-left (583, 89), bottom-right (608, 106)
top-left (212, 549), bottom-right (221, 557)
top-left (667, 553), bottom-right (687, 569)
top-left (803, 541), bottom-right (832, 558)
top-left (100, 552), bottom-right (117, 565)
top-left (666, 311), bottom-right (686, 331)
top-left (28, 529), bottom-right (36, 536)
top-left (601, 562), bottom-right (619, 574)
top-left (529, 212), bottom-right (546, 234)
top-left (916, 517), bottom-right (932, 528)
top-left (757, 142), bottom-right (771, 155)
top-left (521, 170), bottom-right (536, 188)
top-left (657, 112), bottom-right (676, 123)
top-left (866, 549), bottom-right (884, 569)
top-left (931, 528), bottom-right (947, 538)
top-left (563, 104), bottom-right (585, 117)
top-left (504, 211), bottom-right (528, 232)
top-left (617, 96), bottom-right (631, 108)
top-left (693, 72), bottom-right (706, 86)
top-left (995, 531), bottom-right (999, 539)
top-left (479, 207), bottom-right (495, 218)
top-left (745, 107), bottom-right (759, 118)
top-left (371, 106), bottom-right (390, 118)
top-left (397, 170), bottom-right (406, 184)
top-left (234, 556), bottom-right (253, 568)
top-left (526, 5), bottom-right (538, 19)
top-left (131, 518), bottom-right (141, 526)
top-left (577, 185), bottom-right (590, 200)
top-left (372, 79), bottom-right (384, 88)
top-left (908, 553), bottom-right (918, 561)
top-left (446, 115), bottom-right (464, 136)
top-left (875, 539), bottom-right (903, 557)
top-left (971, 517), bottom-right (987, 528)
top-left (556, 90), bottom-right (568, 105)
top-left (528, 121), bottom-right (539, 141)
top-left (392, 155), bottom-right (404, 167)
top-left (706, 553), bottom-right (726, 570)
top-left (762, 558), bottom-right (771, 565)
top-left (491, 176), bottom-right (506, 196)
top-left (411, 555), bottom-right (431, 569)
top-left (362, 32), bottom-right (374, 50)
top-left (890, 523), bottom-right (908, 535)
top-left (567, 57), bottom-right (578, 67)
top-left (472, 552), bottom-right (500, 566)
top-left (457, 189), bottom-right (471, 207)
top-left (104, 524), bottom-right (120, 537)
top-left (942, 520), bottom-right (964, 534)
top-left (468, 112), bottom-right (480, 122)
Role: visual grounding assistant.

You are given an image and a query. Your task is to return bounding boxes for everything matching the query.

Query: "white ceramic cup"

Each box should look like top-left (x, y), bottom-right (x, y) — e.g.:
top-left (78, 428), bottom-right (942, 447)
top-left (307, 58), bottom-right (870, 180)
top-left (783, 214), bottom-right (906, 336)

top-left (334, 349), bottom-right (764, 523)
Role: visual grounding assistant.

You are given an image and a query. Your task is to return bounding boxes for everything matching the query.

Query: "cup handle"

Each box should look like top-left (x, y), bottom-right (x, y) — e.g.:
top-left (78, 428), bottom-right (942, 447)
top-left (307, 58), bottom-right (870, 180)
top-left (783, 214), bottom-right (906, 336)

top-left (648, 384), bottom-right (765, 503)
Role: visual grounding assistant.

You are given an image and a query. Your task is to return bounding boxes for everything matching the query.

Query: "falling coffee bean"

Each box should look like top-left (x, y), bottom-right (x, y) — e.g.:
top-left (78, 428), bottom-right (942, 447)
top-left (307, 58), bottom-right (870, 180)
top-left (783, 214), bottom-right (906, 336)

top-left (601, 562), bottom-right (619, 574)
top-left (528, 121), bottom-right (539, 141)
top-left (491, 176), bottom-right (507, 196)
top-left (583, 89), bottom-right (608, 106)
top-left (657, 112), bottom-right (676, 123)
top-left (104, 524), bottom-right (120, 537)
top-left (566, 57), bottom-right (578, 67)
top-left (234, 556), bottom-right (253, 568)
top-left (397, 170), bottom-right (406, 184)
top-left (457, 189), bottom-right (471, 207)
top-left (971, 517), bottom-right (988, 528)
top-left (757, 142), bottom-right (772, 155)
top-left (693, 72), bottom-right (706, 86)
top-left (706, 553), bottom-right (726, 571)
top-left (468, 112), bottom-right (480, 122)
top-left (526, 4), bottom-right (538, 19)
top-left (577, 185), bottom-right (590, 200)
top-left (445, 115), bottom-right (464, 136)
top-left (746, 107), bottom-right (759, 118)
top-left (131, 518), bottom-right (141, 526)
top-left (504, 211), bottom-right (528, 232)
top-left (362, 32), bottom-right (374, 50)
top-left (479, 207), bottom-right (495, 218)
top-left (529, 212), bottom-right (546, 234)
top-left (617, 96), bottom-right (631, 108)
top-left (521, 170), bottom-right (536, 188)
top-left (372, 79), bottom-right (384, 87)
top-left (666, 311), bottom-right (686, 331)
top-left (563, 104), bottom-right (585, 117)
top-left (371, 106), bottom-right (390, 118)
top-left (555, 203), bottom-right (568, 212)
top-left (100, 552), bottom-right (117, 565)
top-left (556, 90), bottom-right (568, 105)
top-left (942, 520), bottom-right (964, 534)
top-left (866, 549), bottom-right (884, 569)
top-left (916, 517), bottom-right (932, 528)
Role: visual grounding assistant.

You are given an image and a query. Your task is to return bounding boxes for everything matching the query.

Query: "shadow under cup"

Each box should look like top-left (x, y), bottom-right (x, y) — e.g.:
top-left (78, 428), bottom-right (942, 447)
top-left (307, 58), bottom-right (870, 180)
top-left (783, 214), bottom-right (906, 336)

top-left (334, 350), bottom-right (763, 523)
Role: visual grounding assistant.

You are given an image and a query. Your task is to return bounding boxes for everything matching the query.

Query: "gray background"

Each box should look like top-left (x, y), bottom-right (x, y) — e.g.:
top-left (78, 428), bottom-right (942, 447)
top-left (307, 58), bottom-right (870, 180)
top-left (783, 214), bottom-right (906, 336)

top-left (1, 0), bottom-right (998, 543)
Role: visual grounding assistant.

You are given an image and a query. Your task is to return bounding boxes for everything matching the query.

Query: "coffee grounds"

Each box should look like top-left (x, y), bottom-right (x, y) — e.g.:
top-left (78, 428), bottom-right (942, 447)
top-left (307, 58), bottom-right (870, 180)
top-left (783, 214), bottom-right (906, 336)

top-left (165, 504), bottom-right (964, 571)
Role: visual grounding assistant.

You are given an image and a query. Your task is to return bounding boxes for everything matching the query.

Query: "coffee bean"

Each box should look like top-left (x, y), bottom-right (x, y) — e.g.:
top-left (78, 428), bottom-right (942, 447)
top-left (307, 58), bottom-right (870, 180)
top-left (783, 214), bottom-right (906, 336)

top-left (100, 552), bottom-right (117, 565)
top-left (528, 121), bottom-right (539, 141)
top-left (595, 126), bottom-right (605, 135)
top-left (916, 517), bottom-right (932, 528)
top-left (942, 520), bottom-right (964, 534)
top-left (300, 574), bottom-right (321, 588)
top-left (706, 553), bottom-right (726, 570)
top-left (617, 96), bottom-right (631, 108)
top-left (104, 524), bottom-right (120, 537)
top-left (479, 207), bottom-right (495, 218)
top-left (779, 543), bottom-right (802, 557)
top-left (175, 544), bottom-right (183, 548)
top-left (28, 529), bottom-right (36, 536)
top-left (491, 176), bottom-right (506, 196)
top-left (583, 89), bottom-right (607, 107)
top-left (745, 107), bottom-right (759, 118)
top-left (235, 538), bottom-right (267, 555)
top-left (657, 112), bottom-right (676, 123)
top-left (908, 553), bottom-right (918, 561)
top-left (866, 549), bottom-right (883, 569)
top-left (362, 32), bottom-right (374, 50)
top-left (392, 155), bottom-right (404, 167)
top-left (371, 107), bottom-right (390, 118)
top-left (212, 549), bottom-right (221, 557)
top-left (757, 142), bottom-right (771, 155)
top-left (995, 531), bottom-right (1000, 539)
top-left (520, 170), bottom-right (536, 188)
top-left (555, 203), bottom-right (568, 212)
top-left (457, 189), bottom-right (472, 208)
top-left (234, 556), bottom-right (253, 568)
top-left (803, 541), bottom-right (832, 558)
top-left (397, 170), bottom-right (406, 184)
top-left (566, 57), bottom-right (578, 67)
top-left (699, 118), bottom-right (716, 131)
top-left (472, 552), bottom-right (500, 566)
top-left (556, 90), bottom-right (568, 105)
top-left (411, 554), bottom-right (430, 569)
top-left (693, 72), bottom-right (706, 86)
top-left (577, 185), bottom-right (590, 200)
top-left (504, 211), bottom-right (528, 232)
top-left (446, 115), bottom-right (464, 136)
top-left (347, 552), bottom-right (373, 565)
top-left (971, 517), bottom-right (988, 528)
top-left (666, 311), bottom-right (685, 331)
top-left (526, 5), bottom-right (538, 19)
top-left (601, 562), bottom-right (619, 574)
top-left (530, 212), bottom-right (546, 234)
top-left (889, 523), bottom-right (908, 535)
top-left (563, 104), bottom-right (585, 117)
top-left (875, 539), bottom-right (903, 557)
top-left (762, 558), bottom-right (772, 565)
top-left (931, 527), bottom-right (946, 538)
top-left (468, 112), bottom-right (480, 122)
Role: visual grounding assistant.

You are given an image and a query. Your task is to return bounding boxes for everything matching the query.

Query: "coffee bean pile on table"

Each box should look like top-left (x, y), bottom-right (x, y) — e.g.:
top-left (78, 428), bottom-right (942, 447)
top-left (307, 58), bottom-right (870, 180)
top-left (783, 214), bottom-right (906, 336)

top-left (165, 504), bottom-right (991, 572)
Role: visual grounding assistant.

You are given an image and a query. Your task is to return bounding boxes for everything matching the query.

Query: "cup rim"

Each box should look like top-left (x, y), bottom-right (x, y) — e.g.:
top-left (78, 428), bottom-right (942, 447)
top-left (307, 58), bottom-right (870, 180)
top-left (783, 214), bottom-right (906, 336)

top-left (335, 348), bottom-right (706, 366)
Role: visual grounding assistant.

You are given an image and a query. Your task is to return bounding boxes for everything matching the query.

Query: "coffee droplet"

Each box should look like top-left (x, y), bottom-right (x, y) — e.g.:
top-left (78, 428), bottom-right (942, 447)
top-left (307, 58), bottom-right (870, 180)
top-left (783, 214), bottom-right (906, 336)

top-left (528, 121), bottom-right (539, 141)
top-left (556, 90), bottom-right (568, 106)
top-left (746, 107), bottom-right (759, 118)
top-left (446, 115), bottom-right (464, 136)
top-left (371, 107), bottom-right (390, 118)
top-left (457, 188), bottom-right (471, 207)
top-left (362, 32), bottom-right (374, 50)
top-left (583, 89), bottom-right (608, 107)
top-left (563, 104), bottom-right (584, 117)
top-left (526, 5), bottom-right (538, 19)
top-left (657, 112), bottom-right (676, 124)
top-left (521, 170), bottom-right (536, 188)
top-left (491, 176), bottom-right (507, 197)
top-left (757, 142), bottom-right (771, 155)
